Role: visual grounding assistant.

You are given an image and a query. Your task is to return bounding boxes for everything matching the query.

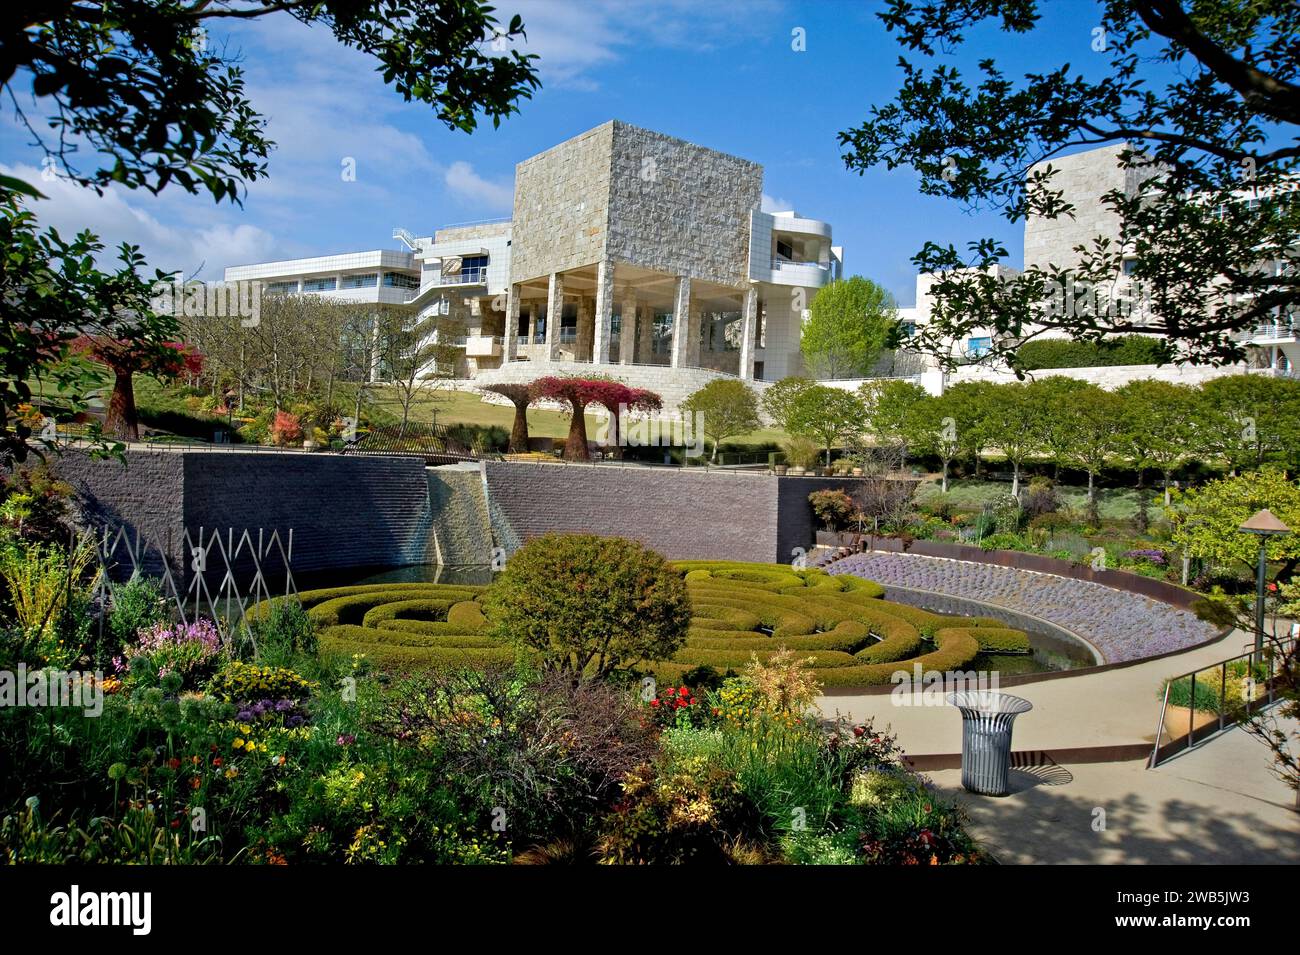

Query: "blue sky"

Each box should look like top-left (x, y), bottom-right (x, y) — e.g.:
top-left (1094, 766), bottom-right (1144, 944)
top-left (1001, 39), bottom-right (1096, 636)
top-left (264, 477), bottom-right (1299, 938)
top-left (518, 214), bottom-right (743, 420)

top-left (1, 0), bottom-right (1116, 305)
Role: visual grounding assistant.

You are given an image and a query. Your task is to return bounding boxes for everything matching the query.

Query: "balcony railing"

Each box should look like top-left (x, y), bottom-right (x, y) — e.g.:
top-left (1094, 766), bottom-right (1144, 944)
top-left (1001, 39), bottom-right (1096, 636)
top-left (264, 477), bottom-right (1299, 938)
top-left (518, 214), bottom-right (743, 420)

top-left (434, 267), bottom-right (487, 286)
top-left (1241, 321), bottom-right (1298, 341)
top-left (771, 258), bottom-right (830, 271)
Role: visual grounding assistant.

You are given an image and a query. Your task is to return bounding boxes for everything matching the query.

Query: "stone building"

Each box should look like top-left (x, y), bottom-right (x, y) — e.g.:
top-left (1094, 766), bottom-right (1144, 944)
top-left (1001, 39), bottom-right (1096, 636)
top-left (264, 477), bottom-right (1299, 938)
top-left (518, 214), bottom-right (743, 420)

top-left (224, 120), bottom-right (843, 406)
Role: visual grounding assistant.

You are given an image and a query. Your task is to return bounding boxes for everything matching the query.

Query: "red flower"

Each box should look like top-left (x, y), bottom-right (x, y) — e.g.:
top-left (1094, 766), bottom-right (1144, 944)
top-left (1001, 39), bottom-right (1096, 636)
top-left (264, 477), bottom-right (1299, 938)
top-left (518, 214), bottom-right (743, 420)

top-left (170, 819), bottom-right (180, 829)
top-left (678, 687), bottom-right (690, 698)
top-left (689, 697), bottom-right (697, 705)
top-left (212, 756), bottom-right (223, 767)
top-left (649, 699), bottom-right (660, 708)
top-left (853, 726), bottom-right (866, 738)
top-left (167, 758), bottom-right (181, 770)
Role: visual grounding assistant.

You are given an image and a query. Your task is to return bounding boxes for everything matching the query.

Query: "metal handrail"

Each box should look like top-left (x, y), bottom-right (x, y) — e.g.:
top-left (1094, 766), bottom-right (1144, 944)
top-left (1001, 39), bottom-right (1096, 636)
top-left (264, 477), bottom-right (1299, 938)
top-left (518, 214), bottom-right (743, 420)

top-left (1148, 630), bottom-right (1296, 767)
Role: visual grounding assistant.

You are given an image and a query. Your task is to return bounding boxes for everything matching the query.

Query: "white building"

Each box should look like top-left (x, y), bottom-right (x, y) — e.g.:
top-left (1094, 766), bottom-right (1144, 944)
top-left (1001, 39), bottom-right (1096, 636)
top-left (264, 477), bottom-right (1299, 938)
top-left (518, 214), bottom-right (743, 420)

top-left (899, 143), bottom-right (1299, 393)
top-left (225, 121), bottom-right (844, 408)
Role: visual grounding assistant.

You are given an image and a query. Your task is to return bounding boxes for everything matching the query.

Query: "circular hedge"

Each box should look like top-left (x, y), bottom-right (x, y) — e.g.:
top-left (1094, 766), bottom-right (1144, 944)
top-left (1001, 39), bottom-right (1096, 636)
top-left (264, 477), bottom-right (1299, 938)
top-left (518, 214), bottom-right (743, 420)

top-left (265, 561), bottom-right (1030, 687)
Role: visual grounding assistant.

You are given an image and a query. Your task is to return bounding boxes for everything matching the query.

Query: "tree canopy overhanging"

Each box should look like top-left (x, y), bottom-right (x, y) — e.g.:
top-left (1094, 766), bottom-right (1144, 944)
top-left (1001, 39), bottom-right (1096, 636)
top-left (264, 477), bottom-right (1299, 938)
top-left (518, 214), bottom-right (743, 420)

top-left (839, 0), bottom-right (1300, 370)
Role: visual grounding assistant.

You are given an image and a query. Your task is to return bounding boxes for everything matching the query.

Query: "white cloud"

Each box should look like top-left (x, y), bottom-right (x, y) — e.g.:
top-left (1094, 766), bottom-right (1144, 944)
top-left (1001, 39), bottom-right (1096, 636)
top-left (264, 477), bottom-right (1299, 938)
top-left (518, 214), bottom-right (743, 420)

top-left (504, 0), bottom-right (784, 90)
top-left (762, 193), bottom-right (794, 213)
top-left (444, 161), bottom-right (515, 211)
top-left (2, 163), bottom-right (279, 279)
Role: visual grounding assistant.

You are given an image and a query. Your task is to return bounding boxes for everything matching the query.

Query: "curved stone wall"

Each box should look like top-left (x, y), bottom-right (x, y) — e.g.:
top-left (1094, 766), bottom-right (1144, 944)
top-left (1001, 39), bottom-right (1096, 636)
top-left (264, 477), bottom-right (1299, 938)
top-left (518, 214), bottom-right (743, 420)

top-left (828, 553), bottom-right (1221, 664)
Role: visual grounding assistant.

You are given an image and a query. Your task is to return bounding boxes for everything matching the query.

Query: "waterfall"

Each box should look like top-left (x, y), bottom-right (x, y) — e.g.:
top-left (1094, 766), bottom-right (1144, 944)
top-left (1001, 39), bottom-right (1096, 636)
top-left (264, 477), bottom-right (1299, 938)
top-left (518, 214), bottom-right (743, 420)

top-left (425, 464), bottom-right (494, 566)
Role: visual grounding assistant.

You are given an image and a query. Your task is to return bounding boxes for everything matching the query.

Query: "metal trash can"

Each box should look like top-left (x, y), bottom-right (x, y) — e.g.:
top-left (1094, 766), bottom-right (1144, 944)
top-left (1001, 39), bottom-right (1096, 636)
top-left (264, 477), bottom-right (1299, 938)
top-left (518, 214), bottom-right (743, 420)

top-left (946, 692), bottom-right (1033, 796)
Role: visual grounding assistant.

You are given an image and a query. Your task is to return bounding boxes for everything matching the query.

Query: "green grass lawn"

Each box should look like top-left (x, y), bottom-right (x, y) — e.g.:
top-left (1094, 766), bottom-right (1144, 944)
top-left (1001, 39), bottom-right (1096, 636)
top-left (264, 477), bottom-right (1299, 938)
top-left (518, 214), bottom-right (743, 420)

top-left (914, 477), bottom-right (1150, 520)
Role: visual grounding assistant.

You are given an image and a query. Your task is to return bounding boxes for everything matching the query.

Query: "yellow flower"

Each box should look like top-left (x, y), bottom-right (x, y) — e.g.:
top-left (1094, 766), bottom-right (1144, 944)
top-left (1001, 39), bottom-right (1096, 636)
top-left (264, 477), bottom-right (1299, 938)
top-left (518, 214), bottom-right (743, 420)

top-left (233, 738), bottom-right (245, 749)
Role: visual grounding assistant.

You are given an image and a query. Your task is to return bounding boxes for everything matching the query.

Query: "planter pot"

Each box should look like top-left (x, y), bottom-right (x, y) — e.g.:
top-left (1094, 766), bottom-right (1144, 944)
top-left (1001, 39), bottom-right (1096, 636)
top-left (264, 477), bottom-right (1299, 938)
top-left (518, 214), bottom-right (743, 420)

top-left (302, 440), bottom-right (317, 452)
top-left (789, 466), bottom-right (807, 476)
top-left (774, 465), bottom-right (788, 476)
top-left (852, 467), bottom-right (864, 476)
top-left (1162, 706), bottom-right (1221, 741)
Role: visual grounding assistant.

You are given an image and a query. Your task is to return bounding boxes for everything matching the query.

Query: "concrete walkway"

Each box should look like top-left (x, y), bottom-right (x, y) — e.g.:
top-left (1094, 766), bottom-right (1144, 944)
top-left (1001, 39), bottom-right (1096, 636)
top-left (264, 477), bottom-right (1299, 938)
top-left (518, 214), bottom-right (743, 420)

top-left (817, 626), bottom-right (1300, 863)
top-left (923, 718), bottom-right (1300, 864)
top-left (821, 629), bottom-right (1257, 756)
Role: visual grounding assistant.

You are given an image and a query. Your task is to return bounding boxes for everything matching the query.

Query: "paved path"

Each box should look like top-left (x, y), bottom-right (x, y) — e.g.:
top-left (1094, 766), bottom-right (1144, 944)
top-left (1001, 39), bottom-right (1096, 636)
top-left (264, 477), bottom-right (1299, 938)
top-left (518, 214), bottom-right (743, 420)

top-left (819, 625), bottom-right (1300, 864)
top-left (822, 629), bottom-right (1254, 755)
top-left (922, 718), bottom-right (1300, 865)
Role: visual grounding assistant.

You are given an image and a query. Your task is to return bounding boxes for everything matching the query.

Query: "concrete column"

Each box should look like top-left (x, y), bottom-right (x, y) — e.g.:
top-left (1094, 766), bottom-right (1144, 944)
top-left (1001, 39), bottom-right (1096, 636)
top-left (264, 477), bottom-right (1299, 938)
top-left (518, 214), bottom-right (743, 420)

top-left (669, 275), bottom-right (691, 368)
top-left (687, 302), bottom-right (703, 367)
top-left (503, 284), bottom-right (521, 361)
top-left (544, 272), bottom-right (564, 361)
top-left (637, 303), bottom-right (654, 363)
top-left (738, 285), bottom-right (758, 379)
top-left (619, 289), bottom-right (637, 364)
top-left (577, 296), bottom-right (594, 360)
top-left (592, 259), bottom-right (614, 365)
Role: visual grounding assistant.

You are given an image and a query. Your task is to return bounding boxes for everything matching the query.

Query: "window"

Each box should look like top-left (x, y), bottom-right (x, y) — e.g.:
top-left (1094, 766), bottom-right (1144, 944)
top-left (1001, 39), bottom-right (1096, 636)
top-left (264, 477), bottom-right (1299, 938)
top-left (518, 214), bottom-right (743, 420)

top-left (899, 321), bottom-right (917, 338)
top-left (383, 272), bottom-right (420, 290)
top-left (966, 336), bottom-right (992, 358)
top-left (342, 273), bottom-right (377, 288)
top-left (1122, 259), bottom-right (1139, 276)
top-left (776, 239), bottom-right (794, 261)
top-left (302, 277), bottom-right (337, 292)
top-left (265, 280), bottom-right (298, 294)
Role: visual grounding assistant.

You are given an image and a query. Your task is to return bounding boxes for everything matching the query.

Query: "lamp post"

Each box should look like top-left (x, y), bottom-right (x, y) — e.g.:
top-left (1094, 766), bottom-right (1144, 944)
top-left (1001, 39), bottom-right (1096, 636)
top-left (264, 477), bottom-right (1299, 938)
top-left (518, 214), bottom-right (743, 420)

top-left (1238, 509), bottom-right (1291, 662)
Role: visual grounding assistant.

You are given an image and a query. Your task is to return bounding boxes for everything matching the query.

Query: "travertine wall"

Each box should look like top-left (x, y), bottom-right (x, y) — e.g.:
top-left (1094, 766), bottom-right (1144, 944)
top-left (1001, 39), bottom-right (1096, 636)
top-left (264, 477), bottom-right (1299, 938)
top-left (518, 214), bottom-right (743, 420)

top-left (508, 121), bottom-right (763, 288)
top-left (1023, 144), bottom-right (1160, 272)
top-left (509, 123), bottom-right (615, 282)
top-left (606, 122), bottom-right (761, 287)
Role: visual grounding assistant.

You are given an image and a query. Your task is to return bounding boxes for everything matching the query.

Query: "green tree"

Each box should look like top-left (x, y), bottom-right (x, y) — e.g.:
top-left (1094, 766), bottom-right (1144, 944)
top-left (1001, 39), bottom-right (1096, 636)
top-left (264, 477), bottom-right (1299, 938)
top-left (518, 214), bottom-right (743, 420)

top-left (941, 380), bottom-right (998, 479)
top-left (801, 276), bottom-right (897, 379)
top-left (1058, 388), bottom-right (1126, 525)
top-left (1199, 375), bottom-right (1300, 472)
top-left (908, 394), bottom-right (960, 492)
top-left (484, 533), bottom-right (691, 677)
top-left (859, 378), bottom-right (929, 468)
top-left (839, 1), bottom-right (1300, 367)
top-left (4, 1), bottom-right (539, 202)
top-left (680, 379), bottom-right (760, 462)
top-left (1170, 468), bottom-right (1300, 577)
top-left (760, 376), bottom-right (815, 434)
top-left (1025, 377), bottom-right (1098, 481)
top-left (786, 385), bottom-right (867, 466)
top-left (1116, 379), bottom-right (1205, 506)
top-left (984, 382), bottom-right (1045, 498)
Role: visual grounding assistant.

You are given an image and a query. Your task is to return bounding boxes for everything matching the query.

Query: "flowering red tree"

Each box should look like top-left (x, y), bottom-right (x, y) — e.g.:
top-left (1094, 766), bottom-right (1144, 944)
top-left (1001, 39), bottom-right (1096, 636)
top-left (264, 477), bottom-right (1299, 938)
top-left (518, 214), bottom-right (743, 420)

top-left (532, 377), bottom-right (663, 461)
top-left (482, 382), bottom-right (537, 453)
top-left (591, 383), bottom-right (662, 459)
top-left (75, 336), bottom-right (203, 441)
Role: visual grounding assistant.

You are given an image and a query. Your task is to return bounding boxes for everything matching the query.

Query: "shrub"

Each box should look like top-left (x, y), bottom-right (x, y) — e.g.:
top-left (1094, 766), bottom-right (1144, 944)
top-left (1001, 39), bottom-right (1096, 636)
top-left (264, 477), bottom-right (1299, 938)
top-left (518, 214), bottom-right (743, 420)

top-left (809, 489), bottom-right (854, 530)
top-left (208, 661), bottom-right (315, 703)
top-left (107, 574), bottom-right (169, 650)
top-left (781, 435), bottom-right (821, 470)
top-left (269, 410), bottom-right (302, 446)
top-left (485, 534), bottom-right (691, 677)
top-left (121, 618), bottom-right (224, 689)
top-left (249, 599), bottom-right (318, 662)
top-left (1016, 334), bottom-right (1172, 371)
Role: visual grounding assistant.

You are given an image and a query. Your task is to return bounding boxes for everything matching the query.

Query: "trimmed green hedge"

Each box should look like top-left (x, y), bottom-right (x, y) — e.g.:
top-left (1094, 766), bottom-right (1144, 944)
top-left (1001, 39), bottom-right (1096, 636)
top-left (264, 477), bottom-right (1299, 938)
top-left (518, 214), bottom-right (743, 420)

top-left (1016, 334), bottom-right (1172, 371)
top-left (290, 561), bottom-right (1030, 686)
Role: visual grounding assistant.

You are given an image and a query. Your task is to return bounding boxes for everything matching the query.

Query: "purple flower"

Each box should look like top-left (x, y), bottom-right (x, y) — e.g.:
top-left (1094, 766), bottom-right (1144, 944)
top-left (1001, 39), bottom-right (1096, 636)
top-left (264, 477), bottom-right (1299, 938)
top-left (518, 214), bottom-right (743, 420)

top-left (336, 733), bottom-right (355, 746)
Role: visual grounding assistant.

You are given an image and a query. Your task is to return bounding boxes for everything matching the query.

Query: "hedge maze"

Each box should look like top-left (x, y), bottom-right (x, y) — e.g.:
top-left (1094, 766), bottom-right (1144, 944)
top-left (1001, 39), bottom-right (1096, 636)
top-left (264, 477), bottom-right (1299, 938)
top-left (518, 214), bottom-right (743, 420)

top-left (278, 562), bottom-right (1030, 687)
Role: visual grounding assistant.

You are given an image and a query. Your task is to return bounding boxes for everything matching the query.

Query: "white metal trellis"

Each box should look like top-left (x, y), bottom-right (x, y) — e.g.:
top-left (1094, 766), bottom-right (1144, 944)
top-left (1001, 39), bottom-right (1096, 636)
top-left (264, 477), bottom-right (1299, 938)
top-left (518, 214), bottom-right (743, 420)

top-left (92, 525), bottom-right (297, 645)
